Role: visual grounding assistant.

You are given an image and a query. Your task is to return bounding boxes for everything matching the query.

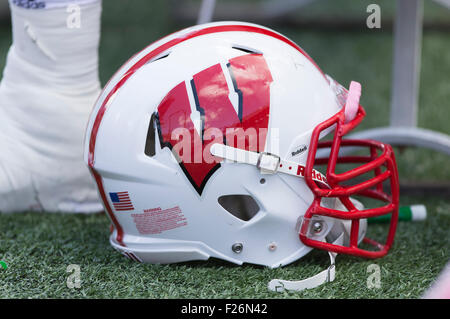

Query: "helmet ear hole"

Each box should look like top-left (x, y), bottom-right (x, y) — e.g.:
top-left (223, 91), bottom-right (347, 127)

top-left (218, 195), bottom-right (260, 222)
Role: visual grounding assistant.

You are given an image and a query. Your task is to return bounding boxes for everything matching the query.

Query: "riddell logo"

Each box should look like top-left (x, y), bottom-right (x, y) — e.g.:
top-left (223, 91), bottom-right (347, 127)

top-left (156, 54), bottom-right (273, 195)
top-left (291, 145), bottom-right (307, 157)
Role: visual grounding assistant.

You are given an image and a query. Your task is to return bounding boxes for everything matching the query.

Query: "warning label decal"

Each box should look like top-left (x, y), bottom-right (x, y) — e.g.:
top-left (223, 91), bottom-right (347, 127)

top-left (131, 206), bottom-right (187, 235)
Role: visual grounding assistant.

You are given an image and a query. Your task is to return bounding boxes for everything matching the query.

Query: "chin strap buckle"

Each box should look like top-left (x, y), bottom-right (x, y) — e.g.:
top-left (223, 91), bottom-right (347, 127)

top-left (256, 152), bottom-right (281, 174)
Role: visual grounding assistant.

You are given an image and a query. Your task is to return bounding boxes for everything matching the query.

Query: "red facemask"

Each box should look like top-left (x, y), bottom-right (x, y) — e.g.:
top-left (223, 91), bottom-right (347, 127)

top-left (300, 82), bottom-right (400, 258)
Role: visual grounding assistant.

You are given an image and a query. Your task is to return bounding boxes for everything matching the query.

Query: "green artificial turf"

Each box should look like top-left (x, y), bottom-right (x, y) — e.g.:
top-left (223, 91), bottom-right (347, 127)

top-left (0, 195), bottom-right (448, 298)
top-left (0, 0), bottom-right (449, 298)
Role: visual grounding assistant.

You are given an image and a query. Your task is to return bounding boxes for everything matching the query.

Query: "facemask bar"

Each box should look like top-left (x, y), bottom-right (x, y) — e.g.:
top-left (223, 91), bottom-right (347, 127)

top-left (299, 94), bottom-right (400, 258)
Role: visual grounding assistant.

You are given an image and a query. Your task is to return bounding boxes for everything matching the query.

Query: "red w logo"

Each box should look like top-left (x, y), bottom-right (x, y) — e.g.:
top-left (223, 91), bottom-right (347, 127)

top-left (156, 54), bottom-right (273, 195)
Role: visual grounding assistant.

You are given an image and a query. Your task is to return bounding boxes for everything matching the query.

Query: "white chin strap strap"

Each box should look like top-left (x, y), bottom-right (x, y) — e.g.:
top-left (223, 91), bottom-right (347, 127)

top-left (268, 234), bottom-right (343, 292)
top-left (210, 143), bottom-right (345, 292)
top-left (209, 144), bottom-right (328, 184)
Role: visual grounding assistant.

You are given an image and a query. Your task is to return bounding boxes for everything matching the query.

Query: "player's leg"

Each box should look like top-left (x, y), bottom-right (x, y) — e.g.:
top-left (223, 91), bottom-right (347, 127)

top-left (0, 0), bottom-right (103, 213)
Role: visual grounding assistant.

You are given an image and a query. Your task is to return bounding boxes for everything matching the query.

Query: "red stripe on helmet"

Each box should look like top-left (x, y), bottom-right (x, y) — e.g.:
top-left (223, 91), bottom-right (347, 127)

top-left (89, 167), bottom-right (125, 247)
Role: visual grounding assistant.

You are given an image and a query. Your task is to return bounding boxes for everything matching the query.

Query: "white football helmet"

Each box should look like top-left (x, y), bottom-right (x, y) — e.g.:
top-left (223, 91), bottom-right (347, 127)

top-left (84, 22), bottom-right (399, 291)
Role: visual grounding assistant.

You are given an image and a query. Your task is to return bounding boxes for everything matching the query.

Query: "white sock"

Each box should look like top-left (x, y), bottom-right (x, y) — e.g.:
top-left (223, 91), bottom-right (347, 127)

top-left (0, 0), bottom-right (103, 213)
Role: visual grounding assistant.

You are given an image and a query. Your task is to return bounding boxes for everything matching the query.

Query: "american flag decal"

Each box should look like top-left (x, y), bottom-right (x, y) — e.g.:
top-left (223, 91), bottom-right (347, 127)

top-left (109, 191), bottom-right (134, 211)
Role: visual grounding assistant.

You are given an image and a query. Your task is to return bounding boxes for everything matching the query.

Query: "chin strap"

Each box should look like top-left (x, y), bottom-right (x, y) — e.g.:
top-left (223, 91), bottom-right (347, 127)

top-left (268, 234), bottom-right (344, 292)
top-left (210, 143), bottom-right (328, 184)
